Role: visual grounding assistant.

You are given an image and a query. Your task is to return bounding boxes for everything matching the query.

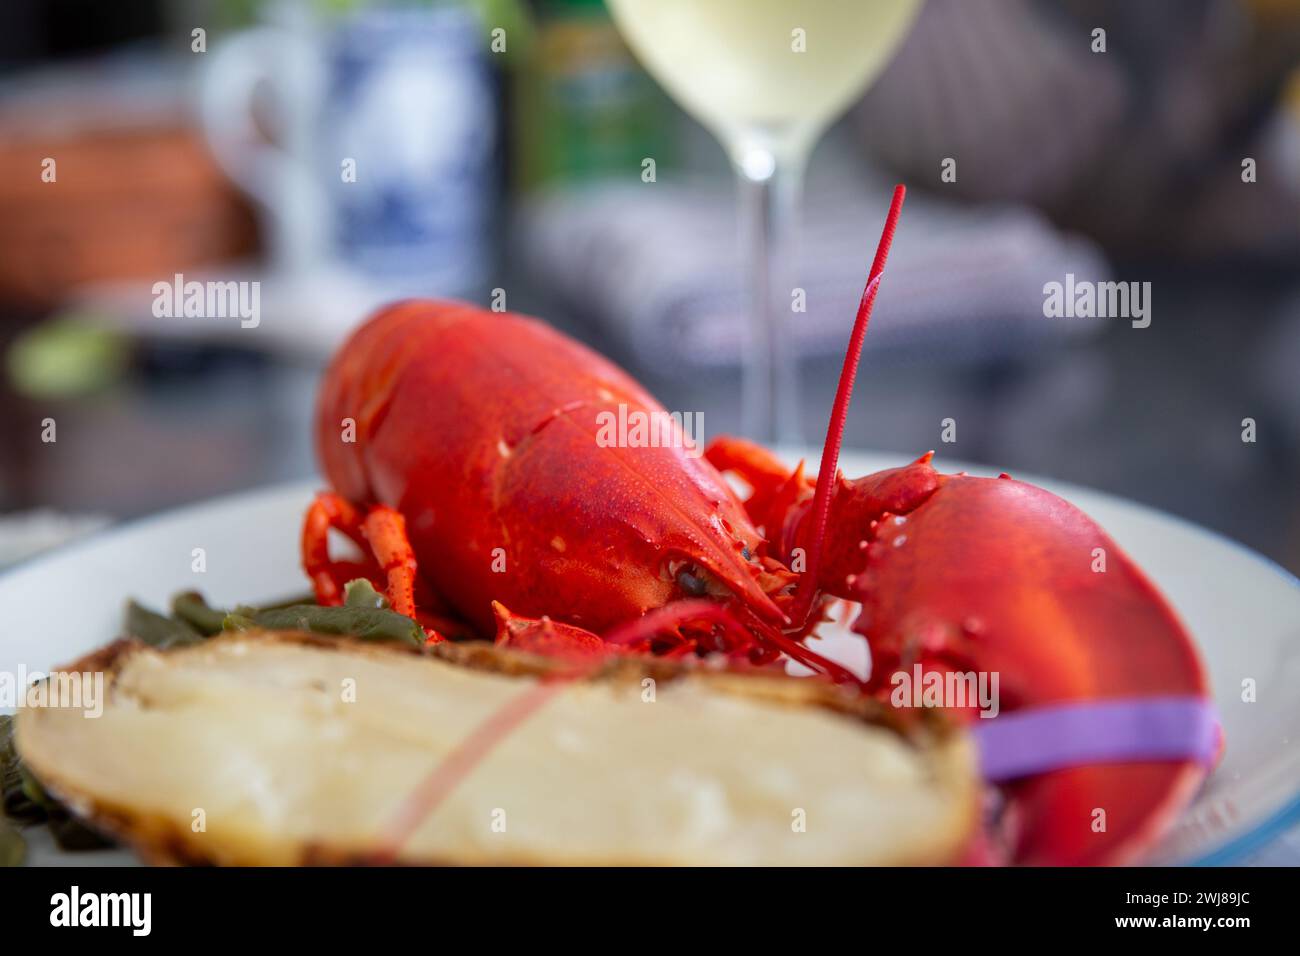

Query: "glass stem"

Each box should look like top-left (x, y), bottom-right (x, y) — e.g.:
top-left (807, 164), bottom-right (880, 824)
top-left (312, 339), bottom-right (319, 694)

top-left (735, 144), bottom-right (808, 447)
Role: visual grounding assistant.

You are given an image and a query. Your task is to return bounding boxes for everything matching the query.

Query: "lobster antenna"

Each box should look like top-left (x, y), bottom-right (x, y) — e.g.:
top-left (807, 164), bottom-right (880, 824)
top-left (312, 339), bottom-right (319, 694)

top-left (790, 184), bottom-right (906, 627)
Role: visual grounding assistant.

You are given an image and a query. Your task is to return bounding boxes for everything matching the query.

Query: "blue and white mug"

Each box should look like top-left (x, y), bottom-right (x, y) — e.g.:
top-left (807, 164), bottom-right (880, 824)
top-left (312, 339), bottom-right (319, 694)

top-left (199, 0), bottom-right (496, 296)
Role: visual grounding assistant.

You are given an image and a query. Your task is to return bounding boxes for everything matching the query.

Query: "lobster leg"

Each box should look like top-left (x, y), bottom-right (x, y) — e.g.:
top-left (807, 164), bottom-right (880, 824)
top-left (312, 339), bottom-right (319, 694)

top-left (492, 602), bottom-right (608, 660)
top-left (705, 435), bottom-right (815, 554)
top-left (359, 506), bottom-right (420, 620)
top-left (302, 492), bottom-right (372, 605)
top-left (302, 492), bottom-right (445, 642)
top-left (491, 599), bottom-right (754, 661)
top-left (704, 435), bottom-right (795, 499)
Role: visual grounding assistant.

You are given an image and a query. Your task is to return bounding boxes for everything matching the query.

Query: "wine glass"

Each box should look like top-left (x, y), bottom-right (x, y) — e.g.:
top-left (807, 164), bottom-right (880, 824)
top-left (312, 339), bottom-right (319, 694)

top-left (605, 0), bottom-right (923, 443)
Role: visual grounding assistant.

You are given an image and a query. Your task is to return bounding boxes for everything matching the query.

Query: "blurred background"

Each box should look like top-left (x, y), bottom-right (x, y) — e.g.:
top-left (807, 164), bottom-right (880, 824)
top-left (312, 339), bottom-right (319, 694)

top-left (0, 0), bottom-right (1298, 580)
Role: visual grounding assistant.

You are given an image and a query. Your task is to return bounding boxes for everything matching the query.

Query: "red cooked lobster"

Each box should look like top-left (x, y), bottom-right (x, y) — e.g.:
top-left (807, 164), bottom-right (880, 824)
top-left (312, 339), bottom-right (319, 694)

top-left (302, 187), bottom-right (1217, 865)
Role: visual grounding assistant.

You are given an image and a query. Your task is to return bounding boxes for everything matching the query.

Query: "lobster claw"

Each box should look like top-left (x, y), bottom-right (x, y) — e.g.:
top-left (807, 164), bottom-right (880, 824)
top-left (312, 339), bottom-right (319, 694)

top-left (831, 461), bottom-right (1217, 865)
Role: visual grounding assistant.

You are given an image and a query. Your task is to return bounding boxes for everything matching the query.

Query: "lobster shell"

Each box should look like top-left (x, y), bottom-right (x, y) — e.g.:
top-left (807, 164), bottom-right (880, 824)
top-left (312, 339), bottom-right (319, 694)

top-left (315, 300), bottom-right (782, 636)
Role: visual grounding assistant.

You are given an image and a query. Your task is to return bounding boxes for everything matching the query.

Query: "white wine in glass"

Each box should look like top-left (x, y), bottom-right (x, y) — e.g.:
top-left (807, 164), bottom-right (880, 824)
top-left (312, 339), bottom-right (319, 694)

top-left (606, 0), bottom-right (922, 442)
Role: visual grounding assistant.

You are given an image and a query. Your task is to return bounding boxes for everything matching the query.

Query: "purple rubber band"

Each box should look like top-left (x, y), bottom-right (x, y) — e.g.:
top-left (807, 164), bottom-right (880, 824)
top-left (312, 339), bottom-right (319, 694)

top-left (971, 696), bottom-right (1220, 782)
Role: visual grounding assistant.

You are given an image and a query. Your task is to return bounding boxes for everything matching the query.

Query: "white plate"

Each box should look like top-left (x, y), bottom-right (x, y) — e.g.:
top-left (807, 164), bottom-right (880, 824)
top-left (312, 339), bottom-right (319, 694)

top-left (2, 451), bottom-right (1298, 865)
